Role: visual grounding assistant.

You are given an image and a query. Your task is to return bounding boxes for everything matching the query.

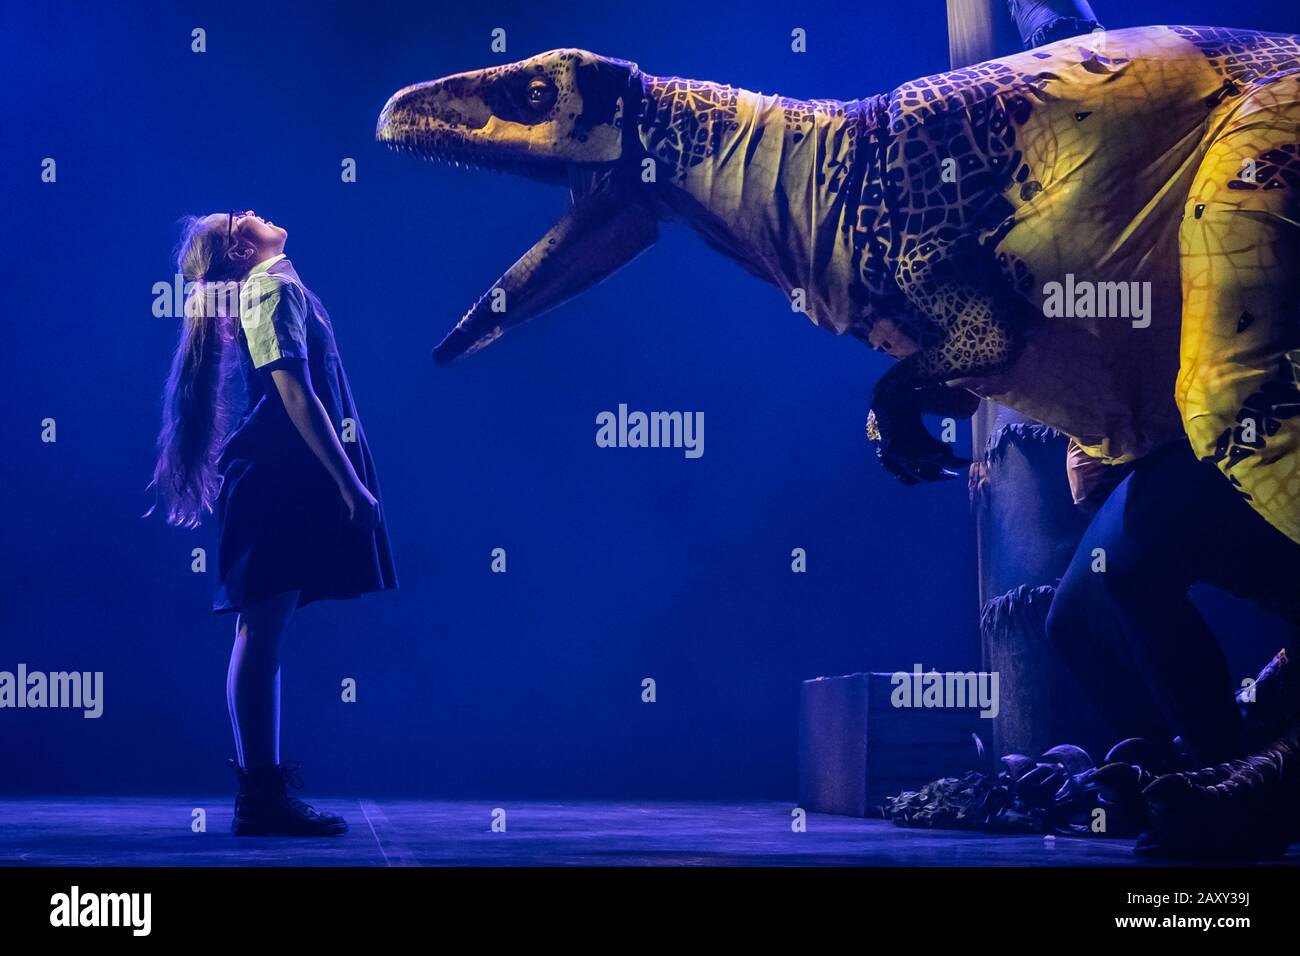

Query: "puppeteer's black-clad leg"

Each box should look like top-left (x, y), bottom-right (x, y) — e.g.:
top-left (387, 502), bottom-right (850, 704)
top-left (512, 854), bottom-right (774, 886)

top-left (1045, 467), bottom-right (1187, 757)
top-left (1044, 441), bottom-right (1300, 765)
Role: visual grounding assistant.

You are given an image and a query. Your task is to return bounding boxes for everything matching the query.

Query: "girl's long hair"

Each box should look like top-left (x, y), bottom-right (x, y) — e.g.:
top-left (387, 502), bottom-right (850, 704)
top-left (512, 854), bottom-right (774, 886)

top-left (149, 216), bottom-right (244, 528)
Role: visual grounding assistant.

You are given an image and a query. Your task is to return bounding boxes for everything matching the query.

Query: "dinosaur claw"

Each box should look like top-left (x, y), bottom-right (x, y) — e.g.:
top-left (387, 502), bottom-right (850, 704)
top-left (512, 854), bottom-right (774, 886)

top-left (875, 442), bottom-right (971, 485)
top-left (1140, 771), bottom-right (1193, 807)
top-left (1089, 761), bottom-right (1142, 798)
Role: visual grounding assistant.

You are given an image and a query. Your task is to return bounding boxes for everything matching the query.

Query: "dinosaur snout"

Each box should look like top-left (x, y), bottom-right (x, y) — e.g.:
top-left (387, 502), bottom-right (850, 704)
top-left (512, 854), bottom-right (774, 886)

top-left (377, 80), bottom-right (486, 144)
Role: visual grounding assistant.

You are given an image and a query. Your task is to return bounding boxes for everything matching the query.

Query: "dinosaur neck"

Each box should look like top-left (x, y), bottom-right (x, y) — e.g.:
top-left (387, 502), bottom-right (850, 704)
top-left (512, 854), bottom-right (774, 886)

top-left (636, 72), bottom-right (891, 335)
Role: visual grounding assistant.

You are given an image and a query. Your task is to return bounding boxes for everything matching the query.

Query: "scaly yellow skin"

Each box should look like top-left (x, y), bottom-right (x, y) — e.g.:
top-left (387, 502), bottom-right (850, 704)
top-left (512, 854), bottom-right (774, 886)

top-left (1177, 74), bottom-right (1300, 545)
top-left (956, 27), bottom-right (1300, 543)
top-left (637, 27), bottom-right (1300, 540)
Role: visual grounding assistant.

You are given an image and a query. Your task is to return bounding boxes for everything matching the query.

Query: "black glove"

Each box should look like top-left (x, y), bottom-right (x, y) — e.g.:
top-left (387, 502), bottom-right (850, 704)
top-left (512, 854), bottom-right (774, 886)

top-left (866, 360), bottom-right (978, 485)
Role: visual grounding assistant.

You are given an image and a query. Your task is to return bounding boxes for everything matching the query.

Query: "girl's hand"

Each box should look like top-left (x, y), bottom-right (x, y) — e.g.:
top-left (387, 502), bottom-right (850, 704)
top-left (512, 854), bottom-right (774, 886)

top-left (342, 482), bottom-right (381, 530)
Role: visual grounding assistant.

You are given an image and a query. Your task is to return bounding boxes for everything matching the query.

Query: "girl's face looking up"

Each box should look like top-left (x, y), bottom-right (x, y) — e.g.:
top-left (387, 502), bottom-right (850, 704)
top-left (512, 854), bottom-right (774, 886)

top-left (206, 210), bottom-right (288, 274)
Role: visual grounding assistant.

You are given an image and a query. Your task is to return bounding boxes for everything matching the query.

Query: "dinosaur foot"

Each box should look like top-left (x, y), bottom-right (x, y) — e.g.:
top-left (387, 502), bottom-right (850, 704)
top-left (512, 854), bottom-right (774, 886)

top-left (1058, 738), bottom-right (1169, 838)
top-left (1136, 726), bottom-right (1300, 859)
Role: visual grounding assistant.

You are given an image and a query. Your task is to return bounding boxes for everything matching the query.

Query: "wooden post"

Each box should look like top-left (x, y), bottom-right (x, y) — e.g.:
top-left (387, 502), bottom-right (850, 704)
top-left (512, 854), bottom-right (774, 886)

top-left (946, 0), bottom-right (1017, 624)
top-left (946, 0), bottom-right (1019, 72)
top-left (946, 2), bottom-right (1106, 755)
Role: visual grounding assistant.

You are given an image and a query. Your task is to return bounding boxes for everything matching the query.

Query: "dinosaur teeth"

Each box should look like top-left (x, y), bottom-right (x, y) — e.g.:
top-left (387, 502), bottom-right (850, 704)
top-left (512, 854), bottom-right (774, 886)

top-left (387, 140), bottom-right (536, 178)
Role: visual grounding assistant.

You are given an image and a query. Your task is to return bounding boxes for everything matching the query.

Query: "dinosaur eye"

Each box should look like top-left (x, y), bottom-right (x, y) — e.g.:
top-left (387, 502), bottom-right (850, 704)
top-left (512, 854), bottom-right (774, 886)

top-left (526, 78), bottom-right (555, 110)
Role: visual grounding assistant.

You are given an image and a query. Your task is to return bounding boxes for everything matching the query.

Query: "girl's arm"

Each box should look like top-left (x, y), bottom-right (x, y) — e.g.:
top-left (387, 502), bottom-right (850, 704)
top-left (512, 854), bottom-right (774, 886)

top-left (269, 363), bottom-right (379, 529)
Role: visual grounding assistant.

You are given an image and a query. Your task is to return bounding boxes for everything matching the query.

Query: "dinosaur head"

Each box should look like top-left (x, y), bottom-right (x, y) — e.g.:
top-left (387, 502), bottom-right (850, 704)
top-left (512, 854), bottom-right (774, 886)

top-left (377, 48), bottom-right (641, 176)
top-left (378, 49), bottom-right (659, 363)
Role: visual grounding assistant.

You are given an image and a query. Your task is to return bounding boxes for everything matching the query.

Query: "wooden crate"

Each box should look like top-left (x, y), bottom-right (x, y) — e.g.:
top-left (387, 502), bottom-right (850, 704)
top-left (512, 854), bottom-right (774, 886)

top-left (798, 672), bottom-right (986, 816)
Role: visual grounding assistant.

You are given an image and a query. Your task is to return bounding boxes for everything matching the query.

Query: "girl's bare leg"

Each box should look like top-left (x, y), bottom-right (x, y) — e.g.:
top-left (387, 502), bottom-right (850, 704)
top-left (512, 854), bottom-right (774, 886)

top-left (226, 591), bottom-right (299, 770)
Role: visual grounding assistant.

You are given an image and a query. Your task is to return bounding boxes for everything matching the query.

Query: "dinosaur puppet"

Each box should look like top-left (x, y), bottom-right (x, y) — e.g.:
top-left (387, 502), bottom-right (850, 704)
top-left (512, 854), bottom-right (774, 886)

top-left (377, 26), bottom-right (1300, 851)
top-left (377, 26), bottom-right (1300, 541)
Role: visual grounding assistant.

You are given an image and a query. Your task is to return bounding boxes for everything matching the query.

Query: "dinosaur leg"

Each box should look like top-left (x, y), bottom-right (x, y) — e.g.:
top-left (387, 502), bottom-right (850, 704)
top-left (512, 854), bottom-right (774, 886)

top-left (1177, 72), bottom-right (1300, 548)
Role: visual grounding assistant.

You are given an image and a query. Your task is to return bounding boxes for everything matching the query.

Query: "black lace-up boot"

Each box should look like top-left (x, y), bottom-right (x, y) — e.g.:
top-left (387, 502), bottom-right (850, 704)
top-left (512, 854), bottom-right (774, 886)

top-left (229, 759), bottom-right (349, 836)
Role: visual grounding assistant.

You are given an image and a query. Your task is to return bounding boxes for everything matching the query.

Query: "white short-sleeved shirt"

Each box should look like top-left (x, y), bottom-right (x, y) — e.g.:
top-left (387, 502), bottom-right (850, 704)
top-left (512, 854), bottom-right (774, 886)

top-left (239, 253), bottom-right (310, 369)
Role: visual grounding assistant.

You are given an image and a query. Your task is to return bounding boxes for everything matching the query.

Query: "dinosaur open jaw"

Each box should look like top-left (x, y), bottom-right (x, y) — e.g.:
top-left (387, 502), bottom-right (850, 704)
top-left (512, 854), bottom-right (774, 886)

top-left (376, 113), bottom-right (625, 362)
top-left (428, 179), bottom-right (634, 365)
top-left (379, 95), bottom-right (643, 365)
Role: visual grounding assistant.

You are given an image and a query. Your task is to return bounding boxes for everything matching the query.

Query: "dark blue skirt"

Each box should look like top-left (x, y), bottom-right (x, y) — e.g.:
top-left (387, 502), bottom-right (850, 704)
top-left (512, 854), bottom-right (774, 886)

top-left (212, 402), bottom-right (398, 615)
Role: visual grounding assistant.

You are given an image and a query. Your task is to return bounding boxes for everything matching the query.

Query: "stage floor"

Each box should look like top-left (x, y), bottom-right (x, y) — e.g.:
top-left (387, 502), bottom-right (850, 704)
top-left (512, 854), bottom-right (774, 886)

top-left (3, 798), bottom-right (1297, 867)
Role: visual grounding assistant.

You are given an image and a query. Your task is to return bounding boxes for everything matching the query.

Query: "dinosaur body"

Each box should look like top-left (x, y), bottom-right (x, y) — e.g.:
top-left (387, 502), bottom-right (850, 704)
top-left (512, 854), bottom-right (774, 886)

top-left (378, 25), bottom-right (1300, 545)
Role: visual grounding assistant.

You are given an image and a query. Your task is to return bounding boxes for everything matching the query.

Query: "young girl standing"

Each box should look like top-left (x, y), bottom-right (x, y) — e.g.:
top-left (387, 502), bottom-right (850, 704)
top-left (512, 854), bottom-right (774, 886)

top-left (152, 210), bottom-right (397, 836)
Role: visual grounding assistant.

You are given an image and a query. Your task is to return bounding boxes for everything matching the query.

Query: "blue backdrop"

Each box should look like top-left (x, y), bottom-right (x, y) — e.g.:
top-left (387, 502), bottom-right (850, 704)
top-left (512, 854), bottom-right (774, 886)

top-left (3, 0), bottom-right (1295, 799)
